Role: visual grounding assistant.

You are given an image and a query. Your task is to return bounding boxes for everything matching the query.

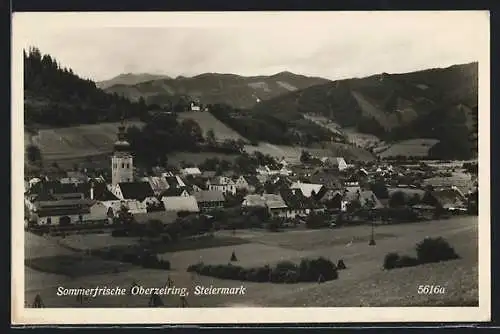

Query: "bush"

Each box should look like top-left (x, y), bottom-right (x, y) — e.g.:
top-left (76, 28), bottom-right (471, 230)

top-left (416, 237), bottom-right (459, 264)
top-left (186, 257), bottom-right (338, 283)
top-left (383, 252), bottom-right (401, 270)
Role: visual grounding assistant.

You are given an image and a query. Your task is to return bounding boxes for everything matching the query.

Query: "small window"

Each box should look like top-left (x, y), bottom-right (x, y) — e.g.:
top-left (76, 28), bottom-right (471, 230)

top-left (122, 163), bottom-right (125, 168)
top-left (46, 217), bottom-right (52, 225)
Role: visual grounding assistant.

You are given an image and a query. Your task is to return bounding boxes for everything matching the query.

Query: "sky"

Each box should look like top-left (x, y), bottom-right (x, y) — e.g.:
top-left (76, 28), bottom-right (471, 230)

top-left (14, 11), bottom-right (489, 82)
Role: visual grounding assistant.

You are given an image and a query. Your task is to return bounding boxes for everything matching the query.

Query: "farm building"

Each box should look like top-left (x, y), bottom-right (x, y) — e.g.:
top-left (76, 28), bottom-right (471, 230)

top-left (161, 195), bottom-right (200, 213)
top-left (194, 190), bottom-right (225, 212)
top-left (28, 198), bottom-right (108, 225)
top-left (242, 194), bottom-right (288, 218)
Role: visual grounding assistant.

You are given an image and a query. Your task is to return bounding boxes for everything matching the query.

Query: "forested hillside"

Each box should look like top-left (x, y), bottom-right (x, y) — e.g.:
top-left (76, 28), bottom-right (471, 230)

top-left (24, 47), bottom-right (154, 127)
top-left (253, 62), bottom-right (478, 159)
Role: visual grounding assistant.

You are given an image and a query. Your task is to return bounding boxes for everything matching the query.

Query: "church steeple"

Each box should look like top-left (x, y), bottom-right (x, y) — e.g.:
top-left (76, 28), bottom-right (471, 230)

top-left (114, 118), bottom-right (130, 152)
top-left (111, 117), bottom-right (133, 186)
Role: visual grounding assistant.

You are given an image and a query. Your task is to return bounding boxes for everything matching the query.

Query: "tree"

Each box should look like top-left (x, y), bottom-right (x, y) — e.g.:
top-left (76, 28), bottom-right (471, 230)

top-left (300, 150), bottom-right (311, 163)
top-left (118, 205), bottom-right (133, 224)
top-left (408, 193), bottom-right (421, 206)
top-left (389, 191), bottom-right (406, 208)
top-left (26, 144), bottom-right (42, 165)
top-left (206, 129), bottom-right (217, 146)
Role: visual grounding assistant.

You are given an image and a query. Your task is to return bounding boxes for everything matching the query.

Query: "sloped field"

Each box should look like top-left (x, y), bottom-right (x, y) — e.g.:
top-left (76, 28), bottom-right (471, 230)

top-left (26, 121), bottom-right (145, 161)
top-left (177, 112), bottom-right (249, 143)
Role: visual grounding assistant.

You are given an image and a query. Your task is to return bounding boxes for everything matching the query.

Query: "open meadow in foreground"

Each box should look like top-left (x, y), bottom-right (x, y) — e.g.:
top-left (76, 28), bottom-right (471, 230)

top-left (23, 216), bottom-right (478, 308)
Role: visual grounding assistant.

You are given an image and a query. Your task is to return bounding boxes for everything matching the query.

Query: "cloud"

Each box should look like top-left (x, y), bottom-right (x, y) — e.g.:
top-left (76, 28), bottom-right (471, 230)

top-left (15, 11), bottom-right (488, 81)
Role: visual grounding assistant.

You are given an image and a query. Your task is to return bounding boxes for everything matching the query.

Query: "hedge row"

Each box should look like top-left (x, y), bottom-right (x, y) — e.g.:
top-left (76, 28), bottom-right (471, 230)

top-left (94, 248), bottom-right (171, 270)
top-left (384, 237), bottom-right (459, 270)
top-left (187, 257), bottom-right (340, 283)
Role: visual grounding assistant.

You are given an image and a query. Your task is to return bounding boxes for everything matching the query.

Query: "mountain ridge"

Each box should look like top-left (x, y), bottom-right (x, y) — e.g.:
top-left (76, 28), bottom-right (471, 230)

top-left (102, 71), bottom-right (331, 109)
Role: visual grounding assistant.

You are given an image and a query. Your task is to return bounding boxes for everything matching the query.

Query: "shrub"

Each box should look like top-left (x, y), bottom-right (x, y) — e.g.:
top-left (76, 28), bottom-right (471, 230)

top-left (230, 251), bottom-right (238, 262)
top-left (416, 237), bottom-right (459, 264)
top-left (397, 255), bottom-right (419, 268)
top-left (383, 252), bottom-right (401, 270)
top-left (186, 257), bottom-right (338, 283)
top-left (337, 259), bottom-right (346, 270)
top-left (187, 262), bottom-right (204, 272)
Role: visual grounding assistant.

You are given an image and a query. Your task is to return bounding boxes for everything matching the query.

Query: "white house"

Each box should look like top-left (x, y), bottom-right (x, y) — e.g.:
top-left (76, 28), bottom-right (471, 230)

top-left (206, 176), bottom-right (237, 195)
top-left (180, 167), bottom-right (202, 177)
top-left (290, 181), bottom-right (324, 198)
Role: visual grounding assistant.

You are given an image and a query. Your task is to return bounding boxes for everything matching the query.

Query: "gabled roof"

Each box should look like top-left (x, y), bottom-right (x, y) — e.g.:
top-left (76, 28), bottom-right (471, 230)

top-left (280, 188), bottom-right (319, 209)
top-left (162, 195), bottom-right (199, 212)
top-left (181, 167), bottom-right (201, 175)
top-left (344, 188), bottom-right (384, 209)
top-left (431, 188), bottom-right (466, 209)
top-left (160, 187), bottom-right (189, 197)
top-left (290, 181), bottom-right (324, 198)
top-left (242, 194), bottom-right (287, 209)
top-left (141, 176), bottom-right (170, 194)
top-left (118, 182), bottom-right (155, 201)
top-left (165, 175), bottom-right (186, 188)
top-left (194, 190), bottom-right (225, 203)
top-left (208, 176), bottom-right (235, 185)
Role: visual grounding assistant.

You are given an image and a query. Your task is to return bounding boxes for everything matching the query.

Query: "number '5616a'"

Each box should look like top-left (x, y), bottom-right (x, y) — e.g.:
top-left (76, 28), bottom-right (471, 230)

top-left (417, 285), bottom-right (446, 294)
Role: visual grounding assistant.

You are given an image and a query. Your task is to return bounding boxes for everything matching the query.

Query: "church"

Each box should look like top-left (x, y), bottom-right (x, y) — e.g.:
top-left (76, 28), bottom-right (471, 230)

top-left (107, 122), bottom-right (158, 206)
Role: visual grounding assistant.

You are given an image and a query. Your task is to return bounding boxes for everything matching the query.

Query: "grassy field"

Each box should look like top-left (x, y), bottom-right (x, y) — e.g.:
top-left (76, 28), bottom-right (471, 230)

top-left (24, 216), bottom-right (478, 308)
top-left (168, 151), bottom-right (240, 167)
top-left (244, 142), bottom-right (375, 163)
top-left (177, 112), bottom-right (249, 143)
top-left (25, 121), bottom-right (146, 161)
top-left (377, 139), bottom-right (440, 158)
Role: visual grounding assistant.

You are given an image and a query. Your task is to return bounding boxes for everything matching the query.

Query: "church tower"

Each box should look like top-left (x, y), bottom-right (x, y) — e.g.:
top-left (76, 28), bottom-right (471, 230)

top-left (111, 121), bottom-right (133, 186)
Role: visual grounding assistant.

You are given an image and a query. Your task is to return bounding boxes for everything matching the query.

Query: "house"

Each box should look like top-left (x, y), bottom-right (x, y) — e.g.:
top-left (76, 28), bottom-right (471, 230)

top-left (234, 175), bottom-right (261, 193)
top-left (280, 188), bottom-right (325, 218)
top-left (242, 194), bottom-right (288, 218)
top-left (421, 187), bottom-right (467, 211)
top-left (102, 199), bottom-right (148, 216)
top-left (290, 181), bottom-right (324, 198)
top-left (28, 198), bottom-right (106, 225)
top-left (160, 187), bottom-right (191, 198)
top-left (256, 165), bottom-right (292, 176)
top-left (190, 101), bottom-right (201, 112)
top-left (201, 171), bottom-right (217, 179)
top-left (343, 187), bottom-right (384, 211)
top-left (161, 195), bottom-right (200, 213)
top-left (109, 182), bottom-right (155, 201)
top-left (194, 190), bottom-right (225, 212)
top-left (140, 176), bottom-right (170, 196)
top-left (206, 176), bottom-right (237, 195)
top-left (321, 157), bottom-right (348, 171)
top-left (180, 167), bottom-right (202, 177)
top-left (309, 172), bottom-right (342, 190)
top-left (317, 189), bottom-right (344, 211)
top-left (165, 175), bottom-right (186, 189)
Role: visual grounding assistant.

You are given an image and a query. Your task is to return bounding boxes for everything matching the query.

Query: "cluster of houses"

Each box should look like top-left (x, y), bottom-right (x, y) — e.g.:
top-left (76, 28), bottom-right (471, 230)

top-left (24, 125), bottom-right (478, 229)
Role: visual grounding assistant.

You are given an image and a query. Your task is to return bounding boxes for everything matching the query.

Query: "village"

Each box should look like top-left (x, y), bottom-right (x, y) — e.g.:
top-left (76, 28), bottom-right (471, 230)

top-left (24, 122), bottom-right (479, 236)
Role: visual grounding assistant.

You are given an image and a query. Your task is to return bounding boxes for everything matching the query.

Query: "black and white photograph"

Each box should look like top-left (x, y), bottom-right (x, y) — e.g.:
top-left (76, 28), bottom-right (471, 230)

top-left (12, 11), bottom-right (490, 324)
